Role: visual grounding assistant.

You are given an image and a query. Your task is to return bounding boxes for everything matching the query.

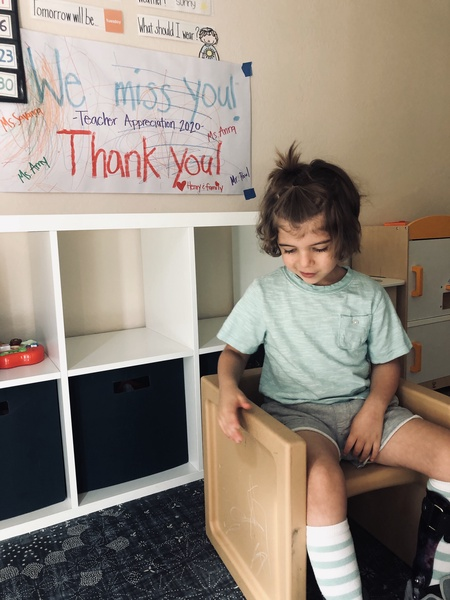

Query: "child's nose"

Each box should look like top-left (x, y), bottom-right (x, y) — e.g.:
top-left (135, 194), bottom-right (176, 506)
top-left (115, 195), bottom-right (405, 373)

top-left (298, 251), bottom-right (314, 267)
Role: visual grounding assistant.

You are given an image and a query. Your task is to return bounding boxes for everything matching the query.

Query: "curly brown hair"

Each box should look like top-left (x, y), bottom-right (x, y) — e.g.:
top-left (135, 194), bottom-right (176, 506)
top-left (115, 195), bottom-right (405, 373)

top-left (256, 143), bottom-right (361, 260)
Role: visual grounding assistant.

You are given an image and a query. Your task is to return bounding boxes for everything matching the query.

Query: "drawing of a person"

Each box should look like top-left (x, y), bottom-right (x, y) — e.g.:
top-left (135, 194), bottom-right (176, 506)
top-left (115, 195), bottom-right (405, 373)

top-left (198, 27), bottom-right (220, 61)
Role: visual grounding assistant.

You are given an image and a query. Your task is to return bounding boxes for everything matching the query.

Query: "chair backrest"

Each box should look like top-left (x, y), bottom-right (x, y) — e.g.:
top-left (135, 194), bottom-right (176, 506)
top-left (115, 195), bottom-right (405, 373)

top-left (238, 367), bottom-right (264, 405)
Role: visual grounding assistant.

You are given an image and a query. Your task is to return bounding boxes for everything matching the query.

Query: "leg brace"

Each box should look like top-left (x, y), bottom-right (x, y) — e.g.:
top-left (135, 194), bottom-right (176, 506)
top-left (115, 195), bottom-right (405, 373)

top-left (406, 490), bottom-right (450, 600)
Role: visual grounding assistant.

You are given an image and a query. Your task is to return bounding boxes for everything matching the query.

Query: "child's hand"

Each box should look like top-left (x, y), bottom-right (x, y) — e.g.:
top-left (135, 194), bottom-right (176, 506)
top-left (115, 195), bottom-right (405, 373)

top-left (343, 403), bottom-right (384, 464)
top-left (218, 388), bottom-right (252, 444)
top-left (345, 359), bottom-right (400, 463)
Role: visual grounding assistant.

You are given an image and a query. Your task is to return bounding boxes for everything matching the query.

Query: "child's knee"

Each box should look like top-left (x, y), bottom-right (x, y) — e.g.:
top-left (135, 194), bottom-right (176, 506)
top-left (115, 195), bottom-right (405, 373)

top-left (307, 459), bottom-right (346, 500)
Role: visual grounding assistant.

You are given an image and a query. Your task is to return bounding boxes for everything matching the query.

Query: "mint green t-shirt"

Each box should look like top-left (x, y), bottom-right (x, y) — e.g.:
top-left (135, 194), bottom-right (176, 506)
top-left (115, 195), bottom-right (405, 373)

top-left (218, 267), bottom-right (412, 404)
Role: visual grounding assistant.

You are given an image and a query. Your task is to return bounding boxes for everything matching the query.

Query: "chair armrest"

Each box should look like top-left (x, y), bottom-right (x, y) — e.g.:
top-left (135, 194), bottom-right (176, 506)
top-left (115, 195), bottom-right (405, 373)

top-left (397, 379), bottom-right (450, 427)
top-left (201, 371), bottom-right (303, 451)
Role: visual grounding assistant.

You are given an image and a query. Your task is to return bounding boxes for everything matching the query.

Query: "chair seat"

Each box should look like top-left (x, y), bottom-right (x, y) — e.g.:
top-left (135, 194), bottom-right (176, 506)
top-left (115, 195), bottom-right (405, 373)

top-left (342, 461), bottom-right (423, 498)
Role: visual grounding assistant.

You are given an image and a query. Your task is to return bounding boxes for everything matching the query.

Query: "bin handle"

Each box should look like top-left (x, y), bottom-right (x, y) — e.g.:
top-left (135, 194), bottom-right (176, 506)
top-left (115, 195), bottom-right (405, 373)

top-left (410, 341), bottom-right (422, 373)
top-left (411, 266), bottom-right (423, 297)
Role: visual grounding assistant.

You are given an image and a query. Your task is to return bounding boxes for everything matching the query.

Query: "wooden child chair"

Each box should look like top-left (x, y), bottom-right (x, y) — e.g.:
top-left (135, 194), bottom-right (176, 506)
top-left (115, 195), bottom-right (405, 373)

top-left (201, 367), bottom-right (450, 600)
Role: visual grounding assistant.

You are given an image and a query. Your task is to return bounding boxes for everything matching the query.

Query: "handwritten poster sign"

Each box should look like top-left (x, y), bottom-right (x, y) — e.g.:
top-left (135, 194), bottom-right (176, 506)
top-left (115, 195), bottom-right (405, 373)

top-left (0, 29), bottom-right (252, 194)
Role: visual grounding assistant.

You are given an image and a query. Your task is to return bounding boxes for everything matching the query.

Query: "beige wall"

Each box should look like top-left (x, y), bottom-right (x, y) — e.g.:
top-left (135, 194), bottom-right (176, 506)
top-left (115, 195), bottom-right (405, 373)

top-left (1, 0), bottom-right (449, 222)
top-left (2, 1), bottom-right (450, 334)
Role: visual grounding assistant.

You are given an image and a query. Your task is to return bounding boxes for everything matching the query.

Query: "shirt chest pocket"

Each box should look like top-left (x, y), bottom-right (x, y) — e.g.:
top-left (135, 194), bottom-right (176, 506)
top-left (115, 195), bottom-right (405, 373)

top-left (337, 315), bottom-right (371, 351)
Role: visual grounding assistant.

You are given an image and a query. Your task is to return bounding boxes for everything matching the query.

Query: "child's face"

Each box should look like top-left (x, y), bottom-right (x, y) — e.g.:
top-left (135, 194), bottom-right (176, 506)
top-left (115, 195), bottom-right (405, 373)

top-left (202, 33), bottom-right (216, 44)
top-left (277, 216), bottom-right (345, 286)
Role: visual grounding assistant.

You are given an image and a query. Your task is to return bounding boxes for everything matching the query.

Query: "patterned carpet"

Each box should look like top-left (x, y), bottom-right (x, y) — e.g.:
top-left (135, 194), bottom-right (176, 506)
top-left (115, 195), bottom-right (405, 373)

top-left (0, 480), bottom-right (411, 599)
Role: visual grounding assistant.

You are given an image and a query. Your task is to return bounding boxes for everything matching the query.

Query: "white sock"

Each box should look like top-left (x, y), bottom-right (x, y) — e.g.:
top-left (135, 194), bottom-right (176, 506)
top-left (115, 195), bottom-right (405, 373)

top-left (428, 479), bottom-right (450, 586)
top-left (306, 519), bottom-right (362, 599)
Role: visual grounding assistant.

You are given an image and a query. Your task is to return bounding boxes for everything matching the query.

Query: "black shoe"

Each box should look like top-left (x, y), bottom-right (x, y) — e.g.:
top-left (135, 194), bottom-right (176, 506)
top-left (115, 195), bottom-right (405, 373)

top-left (405, 575), bottom-right (450, 599)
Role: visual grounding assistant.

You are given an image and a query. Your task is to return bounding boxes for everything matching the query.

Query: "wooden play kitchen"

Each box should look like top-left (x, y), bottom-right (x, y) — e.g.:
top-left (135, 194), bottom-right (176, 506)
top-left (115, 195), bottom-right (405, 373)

top-left (353, 215), bottom-right (450, 391)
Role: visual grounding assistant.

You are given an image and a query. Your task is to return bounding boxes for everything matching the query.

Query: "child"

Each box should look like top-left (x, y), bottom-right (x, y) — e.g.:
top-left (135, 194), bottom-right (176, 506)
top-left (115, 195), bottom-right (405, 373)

top-left (216, 143), bottom-right (450, 600)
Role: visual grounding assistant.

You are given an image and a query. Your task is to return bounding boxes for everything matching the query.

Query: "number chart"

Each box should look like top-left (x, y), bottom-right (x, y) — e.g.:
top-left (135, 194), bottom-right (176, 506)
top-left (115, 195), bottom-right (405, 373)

top-left (0, 0), bottom-right (26, 103)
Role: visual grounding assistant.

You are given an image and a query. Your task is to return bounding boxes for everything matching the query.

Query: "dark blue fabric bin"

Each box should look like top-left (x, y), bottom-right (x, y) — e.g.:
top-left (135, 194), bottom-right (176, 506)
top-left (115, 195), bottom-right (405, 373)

top-left (0, 380), bottom-right (66, 520)
top-left (200, 345), bottom-right (265, 377)
top-left (69, 360), bottom-right (189, 493)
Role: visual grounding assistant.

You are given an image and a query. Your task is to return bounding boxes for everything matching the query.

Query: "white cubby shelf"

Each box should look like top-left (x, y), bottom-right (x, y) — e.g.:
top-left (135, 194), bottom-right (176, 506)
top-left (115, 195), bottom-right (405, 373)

top-left (0, 211), bottom-right (281, 541)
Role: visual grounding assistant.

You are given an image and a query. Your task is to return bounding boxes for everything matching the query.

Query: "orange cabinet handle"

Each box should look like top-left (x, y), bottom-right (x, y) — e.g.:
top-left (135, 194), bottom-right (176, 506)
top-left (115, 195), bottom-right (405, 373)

top-left (411, 265), bottom-right (423, 297)
top-left (410, 341), bottom-right (422, 373)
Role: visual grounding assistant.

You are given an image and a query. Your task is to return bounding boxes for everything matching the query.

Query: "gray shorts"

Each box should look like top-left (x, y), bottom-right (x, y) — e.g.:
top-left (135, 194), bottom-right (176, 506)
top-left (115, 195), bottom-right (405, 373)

top-left (261, 395), bottom-right (421, 468)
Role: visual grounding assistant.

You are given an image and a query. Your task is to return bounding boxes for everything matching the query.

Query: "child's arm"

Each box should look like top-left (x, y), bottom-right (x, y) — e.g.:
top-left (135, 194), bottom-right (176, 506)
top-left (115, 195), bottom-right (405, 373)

top-left (217, 344), bottom-right (251, 443)
top-left (343, 358), bottom-right (401, 463)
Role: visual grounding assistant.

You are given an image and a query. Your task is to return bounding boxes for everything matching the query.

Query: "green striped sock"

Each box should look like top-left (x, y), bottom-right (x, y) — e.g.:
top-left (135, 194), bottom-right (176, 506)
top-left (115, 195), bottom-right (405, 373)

top-left (307, 519), bottom-right (362, 599)
top-left (427, 479), bottom-right (450, 586)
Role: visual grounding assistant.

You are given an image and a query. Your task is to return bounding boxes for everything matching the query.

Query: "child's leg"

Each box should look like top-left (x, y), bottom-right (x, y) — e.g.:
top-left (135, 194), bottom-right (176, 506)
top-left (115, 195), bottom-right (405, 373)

top-left (307, 520), bottom-right (362, 600)
top-left (404, 479), bottom-right (450, 599)
top-left (426, 480), bottom-right (450, 586)
top-left (375, 419), bottom-right (450, 598)
top-left (301, 431), bottom-right (363, 600)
